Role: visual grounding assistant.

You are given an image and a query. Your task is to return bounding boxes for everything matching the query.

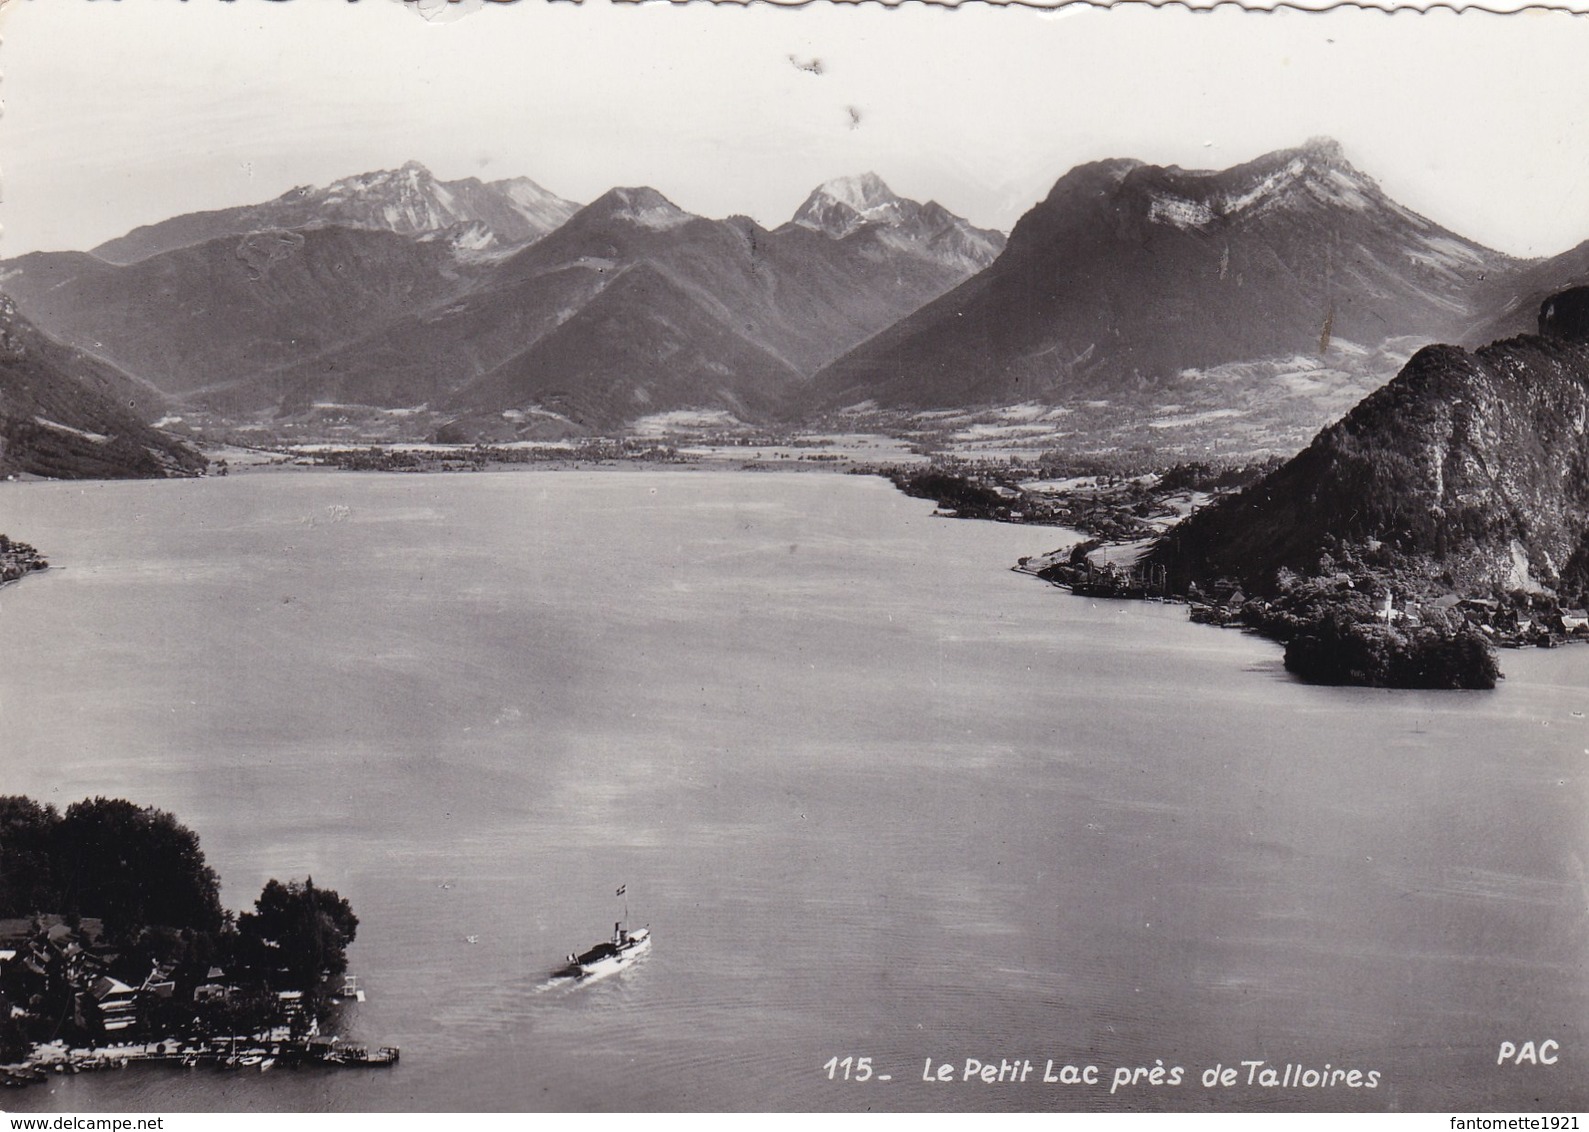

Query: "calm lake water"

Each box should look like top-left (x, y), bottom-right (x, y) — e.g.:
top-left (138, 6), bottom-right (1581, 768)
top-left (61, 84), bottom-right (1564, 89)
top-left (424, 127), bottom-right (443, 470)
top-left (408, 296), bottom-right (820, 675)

top-left (2, 469), bottom-right (1586, 1112)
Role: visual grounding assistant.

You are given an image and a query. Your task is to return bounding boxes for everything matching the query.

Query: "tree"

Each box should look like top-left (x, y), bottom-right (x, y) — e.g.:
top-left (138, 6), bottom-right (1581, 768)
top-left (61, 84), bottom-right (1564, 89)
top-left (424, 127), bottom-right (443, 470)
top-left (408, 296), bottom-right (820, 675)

top-left (236, 878), bottom-right (358, 991)
top-left (0, 795), bottom-right (60, 917)
top-left (53, 798), bottom-right (224, 937)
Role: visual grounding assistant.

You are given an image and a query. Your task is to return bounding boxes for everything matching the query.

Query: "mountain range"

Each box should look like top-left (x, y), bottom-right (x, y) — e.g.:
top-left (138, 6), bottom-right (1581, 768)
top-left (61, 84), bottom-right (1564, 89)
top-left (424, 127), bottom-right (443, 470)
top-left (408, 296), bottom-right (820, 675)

top-left (6, 142), bottom-right (1589, 458)
top-left (90, 161), bottom-right (580, 265)
top-left (2, 167), bottom-right (1005, 435)
top-left (2, 226), bottom-right (474, 403)
top-left (805, 139), bottom-right (1514, 414)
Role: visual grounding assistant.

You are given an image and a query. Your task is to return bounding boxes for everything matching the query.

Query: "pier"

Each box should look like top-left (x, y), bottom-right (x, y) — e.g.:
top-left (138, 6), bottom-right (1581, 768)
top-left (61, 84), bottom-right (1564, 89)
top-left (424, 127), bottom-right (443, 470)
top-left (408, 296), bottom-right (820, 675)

top-left (1, 1035), bottom-right (398, 1089)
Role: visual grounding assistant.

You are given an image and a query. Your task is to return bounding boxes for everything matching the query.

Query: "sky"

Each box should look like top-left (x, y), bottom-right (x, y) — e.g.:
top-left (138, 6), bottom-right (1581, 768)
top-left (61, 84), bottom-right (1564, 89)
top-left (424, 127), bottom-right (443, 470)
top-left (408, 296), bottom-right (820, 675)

top-left (2, 0), bottom-right (1588, 259)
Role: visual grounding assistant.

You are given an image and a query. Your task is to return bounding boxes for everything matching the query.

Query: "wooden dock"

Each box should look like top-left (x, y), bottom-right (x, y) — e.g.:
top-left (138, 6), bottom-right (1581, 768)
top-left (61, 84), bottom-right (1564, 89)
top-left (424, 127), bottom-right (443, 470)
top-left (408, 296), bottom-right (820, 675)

top-left (2, 1035), bottom-right (398, 1088)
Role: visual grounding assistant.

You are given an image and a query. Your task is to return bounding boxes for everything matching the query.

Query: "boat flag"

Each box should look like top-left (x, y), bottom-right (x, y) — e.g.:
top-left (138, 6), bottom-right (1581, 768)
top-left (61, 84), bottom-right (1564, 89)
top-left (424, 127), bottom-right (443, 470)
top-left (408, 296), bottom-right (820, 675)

top-left (615, 885), bottom-right (626, 897)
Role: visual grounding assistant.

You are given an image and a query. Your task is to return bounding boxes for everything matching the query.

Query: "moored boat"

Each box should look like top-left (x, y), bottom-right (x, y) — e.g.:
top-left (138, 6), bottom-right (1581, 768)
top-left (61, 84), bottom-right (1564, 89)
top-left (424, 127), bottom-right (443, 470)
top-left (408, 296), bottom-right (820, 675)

top-left (330, 1044), bottom-right (399, 1066)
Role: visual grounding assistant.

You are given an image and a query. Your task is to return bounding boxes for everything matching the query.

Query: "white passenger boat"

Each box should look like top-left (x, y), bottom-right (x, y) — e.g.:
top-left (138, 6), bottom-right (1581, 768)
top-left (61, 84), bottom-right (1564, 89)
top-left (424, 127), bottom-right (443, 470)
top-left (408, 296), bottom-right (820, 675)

top-left (558, 921), bottom-right (651, 979)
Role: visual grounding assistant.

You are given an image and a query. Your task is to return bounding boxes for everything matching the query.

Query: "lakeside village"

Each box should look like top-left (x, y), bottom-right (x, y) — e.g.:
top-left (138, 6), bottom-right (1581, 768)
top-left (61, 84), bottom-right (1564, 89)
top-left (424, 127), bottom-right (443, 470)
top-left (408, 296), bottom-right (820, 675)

top-left (0, 796), bottom-right (395, 1088)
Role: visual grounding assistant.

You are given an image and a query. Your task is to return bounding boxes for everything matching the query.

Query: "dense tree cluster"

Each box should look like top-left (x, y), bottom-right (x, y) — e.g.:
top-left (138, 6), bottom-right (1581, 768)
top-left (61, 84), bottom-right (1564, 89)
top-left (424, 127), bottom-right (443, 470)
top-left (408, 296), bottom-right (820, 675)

top-left (0, 797), bottom-right (223, 936)
top-left (0, 795), bottom-right (358, 1046)
top-left (1282, 612), bottom-right (1498, 690)
top-left (0, 796), bottom-right (59, 919)
top-left (1185, 573), bottom-right (1503, 690)
top-left (59, 798), bottom-right (226, 936)
top-left (888, 468), bottom-right (1010, 516)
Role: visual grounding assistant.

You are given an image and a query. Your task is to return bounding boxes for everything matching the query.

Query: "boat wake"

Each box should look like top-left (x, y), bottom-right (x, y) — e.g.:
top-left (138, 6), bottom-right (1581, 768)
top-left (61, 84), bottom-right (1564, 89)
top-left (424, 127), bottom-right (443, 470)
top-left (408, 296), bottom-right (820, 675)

top-left (539, 948), bottom-right (650, 993)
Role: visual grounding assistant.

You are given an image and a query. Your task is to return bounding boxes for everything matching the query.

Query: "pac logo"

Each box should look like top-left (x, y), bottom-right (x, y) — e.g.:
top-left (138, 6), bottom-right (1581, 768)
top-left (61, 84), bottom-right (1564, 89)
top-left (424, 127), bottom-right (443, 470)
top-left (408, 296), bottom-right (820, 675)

top-left (1496, 1040), bottom-right (1559, 1066)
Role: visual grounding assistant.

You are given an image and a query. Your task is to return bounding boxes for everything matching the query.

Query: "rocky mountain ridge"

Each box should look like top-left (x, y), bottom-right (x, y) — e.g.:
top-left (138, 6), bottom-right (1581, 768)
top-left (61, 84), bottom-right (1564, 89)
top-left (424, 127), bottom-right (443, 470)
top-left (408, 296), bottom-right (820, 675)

top-left (804, 140), bottom-right (1516, 421)
top-left (787, 173), bottom-right (1006, 273)
top-left (4, 172), bottom-right (1004, 435)
top-left (2, 226), bottom-right (477, 403)
top-left (9, 144), bottom-right (1589, 443)
top-left (1148, 315), bottom-right (1589, 603)
top-left (0, 296), bottom-right (205, 479)
top-left (90, 162), bottom-right (580, 265)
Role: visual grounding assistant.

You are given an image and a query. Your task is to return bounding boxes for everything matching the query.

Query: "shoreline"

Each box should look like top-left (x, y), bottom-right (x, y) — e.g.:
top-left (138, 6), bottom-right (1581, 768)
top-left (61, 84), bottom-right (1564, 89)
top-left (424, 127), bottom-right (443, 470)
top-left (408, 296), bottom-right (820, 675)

top-left (1, 1035), bottom-right (398, 1089)
top-left (7, 458), bottom-right (1561, 691)
top-left (1015, 546), bottom-right (1570, 689)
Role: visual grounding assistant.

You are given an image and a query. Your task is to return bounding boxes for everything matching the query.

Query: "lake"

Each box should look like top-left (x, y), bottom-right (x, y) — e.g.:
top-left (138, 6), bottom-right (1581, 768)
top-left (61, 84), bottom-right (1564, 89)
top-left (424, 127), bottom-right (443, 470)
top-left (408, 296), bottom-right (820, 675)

top-left (2, 469), bottom-right (1586, 1112)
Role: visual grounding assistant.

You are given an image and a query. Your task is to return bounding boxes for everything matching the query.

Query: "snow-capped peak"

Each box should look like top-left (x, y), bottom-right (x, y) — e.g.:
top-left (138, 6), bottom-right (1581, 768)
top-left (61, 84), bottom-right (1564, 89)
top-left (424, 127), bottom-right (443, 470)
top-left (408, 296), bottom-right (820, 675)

top-left (791, 173), bottom-right (909, 238)
top-left (785, 174), bottom-right (1006, 271)
top-left (814, 172), bottom-right (898, 214)
top-left (1144, 140), bottom-right (1381, 232)
top-left (320, 161), bottom-right (438, 200)
top-left (250, 161), bottom-right (582, 245)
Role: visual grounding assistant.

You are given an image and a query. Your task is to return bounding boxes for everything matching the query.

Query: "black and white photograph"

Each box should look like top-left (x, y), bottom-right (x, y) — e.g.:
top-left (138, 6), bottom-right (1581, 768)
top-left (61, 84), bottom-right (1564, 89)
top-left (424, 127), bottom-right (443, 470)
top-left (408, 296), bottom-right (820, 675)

top-left (1, 0), bottom-right (1588, 1116)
